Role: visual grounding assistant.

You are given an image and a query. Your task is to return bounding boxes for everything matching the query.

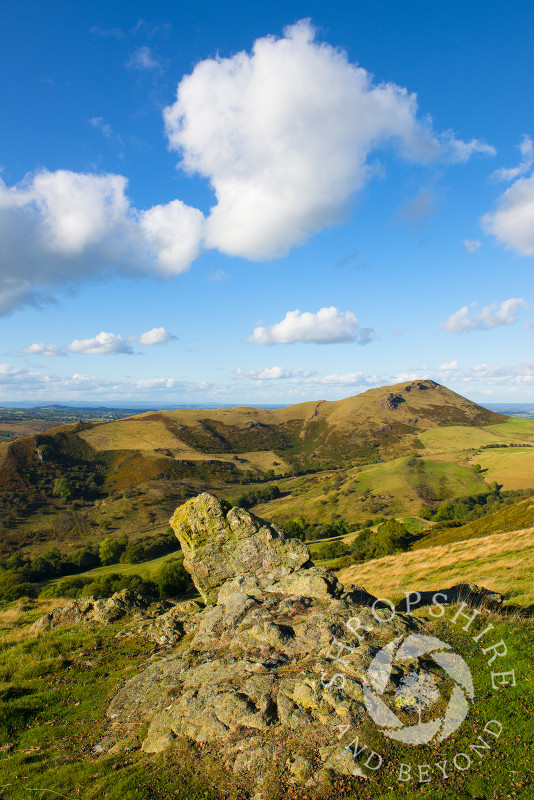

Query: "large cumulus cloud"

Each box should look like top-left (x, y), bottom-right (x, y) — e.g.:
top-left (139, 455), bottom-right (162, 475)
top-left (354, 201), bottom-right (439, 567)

top-left (165, 20), bottom-right (492, 261)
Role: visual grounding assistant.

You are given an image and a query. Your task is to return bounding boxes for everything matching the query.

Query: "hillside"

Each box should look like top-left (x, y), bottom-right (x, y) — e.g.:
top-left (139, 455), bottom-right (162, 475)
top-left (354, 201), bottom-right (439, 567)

top-left (0, 379), bottom-right (516, 559)
top-left (337, 525), bottom-right (534, 609)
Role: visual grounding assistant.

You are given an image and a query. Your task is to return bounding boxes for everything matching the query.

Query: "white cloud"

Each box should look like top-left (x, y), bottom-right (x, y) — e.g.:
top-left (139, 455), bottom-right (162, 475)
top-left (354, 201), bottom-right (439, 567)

top-left (21, 342), bottom-right (66, 357)
top-left (164, 19), bottom-right (492, 261)
top-left (67, 332), bottom-right (133, 355)
top-left (442, 133), bottom-right (496, 163)
top-left (443, 298), bottom-right (532, 334)
top-left (438, 360), bottom-right (460, 371)
top-left (126, 46), bottom-right (159, 70)
top-left (247, 306), bottom-right (374, 345)
top-left (482, 172), bottom-right (534, 256)
top-left (234, 366), bottom-right (314, 380)
top-left (137, 327), bottom-right (175, 346)
top-left (463, 239), bottom-right (482, 253)
top-left (139, 200), bottom-right (204, 274)
top-left (491, 135), bottom-right (534, 182)
top-left (0, 169), bottom-right (204, 314)
top-left (311, 372), bottom-right (378, 386)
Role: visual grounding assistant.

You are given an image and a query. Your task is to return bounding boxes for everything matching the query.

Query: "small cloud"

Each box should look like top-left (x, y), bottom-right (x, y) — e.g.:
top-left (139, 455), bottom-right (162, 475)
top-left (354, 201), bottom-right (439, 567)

top-left (137, 327), bottom-right (175, 346)
top-left (126, 46), bottom-right (160, 71)
top-left (131, 19), bottom-right (172, 38)
top-left (247, 307), bottom-right (374, 346)
top-left (438, 360), bottom-right (460, 371)
top-left (67, 332), bottom-right (133, 355)
top-left (90, 116), bottom-right (114, 139)
top-left (464, 239), bottom-right (482, 253)
top-left (313, 372), bottom-right (377, 386)
top-left (234, 367), bottom-right (314, 380)
top-left (21, 342), bottom-right (66, 357)
top-left (441, 132), bottom-right (496, 162)
top-left (443, 298), bottom-right (532, 334)
top-left (208, 269), bottom-right (229, 282)
top-left (491, 135), bottom-right (534, 182)
top-left (90, 25), bottom-right (124, 39)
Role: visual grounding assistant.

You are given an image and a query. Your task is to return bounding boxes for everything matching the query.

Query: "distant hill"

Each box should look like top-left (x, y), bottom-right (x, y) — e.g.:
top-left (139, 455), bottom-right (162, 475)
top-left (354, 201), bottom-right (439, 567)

top-left (0, 379), bottom-right (510, 557)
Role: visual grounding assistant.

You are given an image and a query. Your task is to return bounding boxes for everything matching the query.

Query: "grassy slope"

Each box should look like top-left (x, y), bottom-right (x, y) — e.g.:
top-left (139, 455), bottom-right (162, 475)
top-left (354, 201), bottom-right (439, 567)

top-left (415, 496), bottom-right (534, 549)
top-left (46, 550), bottom-right (181, 585)
top-left (338, 526), bottom-right (534, 608)
top-left (252, 457), bottom-right (488, 525)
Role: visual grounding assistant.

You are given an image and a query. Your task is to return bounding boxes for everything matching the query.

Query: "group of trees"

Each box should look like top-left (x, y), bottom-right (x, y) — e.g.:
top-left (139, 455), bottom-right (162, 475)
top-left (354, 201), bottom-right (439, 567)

top-left (234, 484), bottom-right (282, 509)
top-left (350, 519), bottom-right (411, 561)
top-left (284, 517), bottom-right (350, 542)
top-left (40, 556), bottom-right (192, 601)
top-left (420, 486), bottom-right (534, 526)
top-left (0, 529), bottom-right (181, 601)
top-left (310, 519), bottom-right (412, 565)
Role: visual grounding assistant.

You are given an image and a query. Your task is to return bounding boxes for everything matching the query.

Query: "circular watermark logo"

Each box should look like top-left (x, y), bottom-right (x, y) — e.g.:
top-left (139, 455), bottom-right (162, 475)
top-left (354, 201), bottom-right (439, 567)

top-left (318, 593), bottom-right (517, 785)
top-left (362, 633), bottom-right (474, 745)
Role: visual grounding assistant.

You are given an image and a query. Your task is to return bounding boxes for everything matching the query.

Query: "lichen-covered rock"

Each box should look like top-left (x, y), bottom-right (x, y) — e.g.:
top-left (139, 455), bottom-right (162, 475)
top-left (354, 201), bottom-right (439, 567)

top-left (30, 589), bottom-right (151, 636)
top-left (32, 493), bottom-right (503, 798)
top-left (170, 493), bottom-right (311, 603)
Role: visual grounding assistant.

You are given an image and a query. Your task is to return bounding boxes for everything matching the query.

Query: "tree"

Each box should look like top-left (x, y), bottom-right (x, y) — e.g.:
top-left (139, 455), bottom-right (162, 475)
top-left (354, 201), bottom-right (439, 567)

top-left (53, 477), bottom-right (72, 500)
top-left (370, 520), bottom-right (411, 558)
top-left (153, 559), bottom-right (191, 598)
top-left (98, 537), bottom-right (122, 566)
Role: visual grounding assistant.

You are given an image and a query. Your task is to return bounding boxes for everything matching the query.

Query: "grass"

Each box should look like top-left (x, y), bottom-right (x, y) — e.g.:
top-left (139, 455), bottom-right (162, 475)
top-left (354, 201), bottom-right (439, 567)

top-left (399, 516), bottom-right (433, 535)
top-left (331, 612), bottom-right (534, 800)
top-left (253, 457), bottom-right (488, 526)
top-left (0, 596), bottom-right (532, 798)
top-left (337, 526), bottom-right (534, 609)
top-left (46, 550), bottom-right (182, 586)
top-left (419, 417), bottom-right (534, 454)
top-left (470, 447), bottom-right (534, 490)
top-left (0, 618), bottom-right (219, 800)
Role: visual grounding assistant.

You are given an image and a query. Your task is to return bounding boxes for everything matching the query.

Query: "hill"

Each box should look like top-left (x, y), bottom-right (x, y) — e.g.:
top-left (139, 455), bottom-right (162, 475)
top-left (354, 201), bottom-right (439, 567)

top-left (0, 379), bottom-right (516, 560)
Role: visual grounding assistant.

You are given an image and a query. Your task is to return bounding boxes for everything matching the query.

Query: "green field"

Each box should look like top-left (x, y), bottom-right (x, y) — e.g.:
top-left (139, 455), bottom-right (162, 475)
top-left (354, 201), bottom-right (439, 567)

top-left (47, 550), bottom-right (181, 586)
top-left (253, 456), bottom-right (488, 525)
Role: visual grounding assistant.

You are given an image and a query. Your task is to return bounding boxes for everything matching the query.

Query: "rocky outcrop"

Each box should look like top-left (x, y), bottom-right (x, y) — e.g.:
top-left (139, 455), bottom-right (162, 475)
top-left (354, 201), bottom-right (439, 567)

top-left (30, 494), bottom-right (504, 797)
top-left (102, 495), bottom-right (426, 795)
top-left (169, 493), bottom-right (312, 604)
top-left (30, 589), bottom-right (155, 636)
top-left (394, 583), bottom-right (504, 612)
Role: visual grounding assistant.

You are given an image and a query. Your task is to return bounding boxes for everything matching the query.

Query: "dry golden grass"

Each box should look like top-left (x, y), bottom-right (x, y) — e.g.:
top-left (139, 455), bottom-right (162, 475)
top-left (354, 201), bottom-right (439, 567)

top-left (79, 419), bottom-right (192, 453)
top-left (470, 447), bottom-right (534, 490)
top-left (337, 527), bottom-right (534, 607)
top-left (419, 425), bottom-right (500, 453)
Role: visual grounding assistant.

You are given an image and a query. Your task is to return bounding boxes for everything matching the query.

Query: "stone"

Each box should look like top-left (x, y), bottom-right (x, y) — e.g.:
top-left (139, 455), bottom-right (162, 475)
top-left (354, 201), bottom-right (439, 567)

top-left (30, 492), bottom-right (507, 798)
top-left (169, 493), bottom-right (310, 603)
top-left (30, 589), bottom-right (150, 636)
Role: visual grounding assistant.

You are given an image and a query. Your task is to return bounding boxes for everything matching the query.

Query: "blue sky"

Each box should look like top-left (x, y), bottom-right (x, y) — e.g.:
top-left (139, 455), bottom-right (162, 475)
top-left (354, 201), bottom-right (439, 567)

top-left (1, 0), bottom-right (534, 405)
